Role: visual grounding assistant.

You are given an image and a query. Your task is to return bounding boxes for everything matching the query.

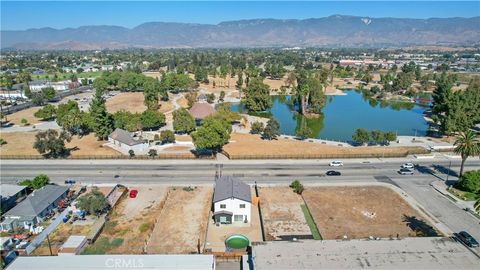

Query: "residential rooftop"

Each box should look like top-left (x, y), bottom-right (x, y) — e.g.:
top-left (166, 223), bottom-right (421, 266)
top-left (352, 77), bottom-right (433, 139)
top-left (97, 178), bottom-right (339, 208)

top-left (252, 237), bottom-right (480, 269)
top-left (3, 185), bottom-right (69, 217)
top-left (0, 184), bottom-right (26, 198)
top-left (213, 176), bottom-right (251, 203)
top-left (109, 128), bottom-right (145, 146)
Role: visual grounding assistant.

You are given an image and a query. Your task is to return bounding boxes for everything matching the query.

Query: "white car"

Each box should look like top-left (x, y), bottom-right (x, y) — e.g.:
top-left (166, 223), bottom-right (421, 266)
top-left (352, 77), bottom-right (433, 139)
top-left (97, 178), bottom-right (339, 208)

top-left (401, 163), bottom-right (415, 169)
top-left (398, 168), bottom-right (414, 175)
top-left (329, 161), bottom-right (344, 167)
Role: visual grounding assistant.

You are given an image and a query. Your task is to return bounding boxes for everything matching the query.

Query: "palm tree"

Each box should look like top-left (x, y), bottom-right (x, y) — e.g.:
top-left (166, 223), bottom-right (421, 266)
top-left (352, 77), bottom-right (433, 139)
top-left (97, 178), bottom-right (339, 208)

top-left (454, 130), bottom-right (480, 177)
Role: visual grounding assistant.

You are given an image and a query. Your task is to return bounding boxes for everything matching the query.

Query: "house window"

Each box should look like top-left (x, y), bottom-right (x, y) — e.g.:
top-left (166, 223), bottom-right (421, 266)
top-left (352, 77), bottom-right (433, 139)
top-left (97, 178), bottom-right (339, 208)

top-left (220, 204), bottom-right (226, 209)
top-left (239, 204), bottom-right (245, 208)
top-left (234, 215), bottom-right (243, 222)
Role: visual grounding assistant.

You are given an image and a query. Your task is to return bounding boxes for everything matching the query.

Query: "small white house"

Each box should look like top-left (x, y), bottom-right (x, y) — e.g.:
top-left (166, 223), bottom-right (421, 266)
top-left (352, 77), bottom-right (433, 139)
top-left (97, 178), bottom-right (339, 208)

top-left (108, 128), bottom-right (149, 154)
top-left (212, 176), bottom-right (251, 224)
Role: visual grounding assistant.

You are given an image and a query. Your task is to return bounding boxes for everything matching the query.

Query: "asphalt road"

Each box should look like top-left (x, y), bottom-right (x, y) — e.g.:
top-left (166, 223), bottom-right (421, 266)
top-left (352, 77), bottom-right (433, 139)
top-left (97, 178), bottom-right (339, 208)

top-left (1, 158), bottom-right (479, 243)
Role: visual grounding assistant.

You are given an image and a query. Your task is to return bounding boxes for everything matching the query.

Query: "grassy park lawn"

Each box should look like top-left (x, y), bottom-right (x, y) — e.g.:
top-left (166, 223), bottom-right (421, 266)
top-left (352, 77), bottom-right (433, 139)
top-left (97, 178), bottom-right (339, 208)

top-left (33, 71), bottom-right (103, 80)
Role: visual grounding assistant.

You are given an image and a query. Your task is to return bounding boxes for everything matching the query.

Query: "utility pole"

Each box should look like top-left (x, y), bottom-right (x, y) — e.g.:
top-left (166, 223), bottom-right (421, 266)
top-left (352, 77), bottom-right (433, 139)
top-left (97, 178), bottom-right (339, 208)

top-left (46, 234), bottom-right (53, 256)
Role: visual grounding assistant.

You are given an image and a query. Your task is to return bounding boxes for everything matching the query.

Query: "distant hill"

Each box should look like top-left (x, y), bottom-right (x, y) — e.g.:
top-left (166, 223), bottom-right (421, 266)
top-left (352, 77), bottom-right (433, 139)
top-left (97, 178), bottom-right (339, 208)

top-left (2, 15), bottom-right (480, 50)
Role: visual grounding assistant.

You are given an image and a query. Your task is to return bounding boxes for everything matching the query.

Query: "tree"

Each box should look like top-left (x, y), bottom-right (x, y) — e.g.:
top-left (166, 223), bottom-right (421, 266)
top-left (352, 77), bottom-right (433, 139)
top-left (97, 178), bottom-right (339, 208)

top-left (206, 93), bottom-right (215, 104)
top-left (296, 119), bottom-right (312, 140)
top-left (143, 77), bottom-right (161, 110)
top-left (454, 130), bottom-right (480, 177)
top-left (370, 130), bottom-right (385, 145)
top-left (148, 149), bottom-right (158, 158)
top-left (385, 131), bottom-right (397, 143)
top-left (475, 197), bottom-right (480, 214)
top-left (76, 189), bottom-right (108, 216)
top-left (215, 103), bottom-right (241, 123)
top-left (140, 110), bottom-right (165, 130)
top-left (244, 77), bottom-right (271, 112)
top-left (89, 90), bottom-right (113, 140)
top-left (160, 130), bottom-right (175, 144)
top-left (250, 121), bottom-right (264, 134)
top-left (295, 71), bottom-right (326, 115)
top-left (236, 72), bottom-right (243, 89)
top-left (173, 108), bottom-right (196, 134)
top-left (21, 118), bottom-right (29, 126)
top-left (191, 116), bottom-right (231, 152)
top-left (34, 104), bottom-right (56, 121)
top-left (352, 128), bottom-right (370, 145)
top-left (33, 129), bottom-right (72, 158)
top-left (128, 149), bottom-right (135, 158)
top-left (455, 170), bottom-right (480, 194)
top-left (185, 92), bottom-right (198, 108)
top-left (219, 91), bottom-right (225, 102)
top-left (41, 87), bottom-right (56, 101)
top-left (19, 174), bottom-right (50, 190)
top-left (56, 100), bottom-right (90, 135)
top-left (262, 119), bottom-right (280, 140)
top-left (289, 180), bottom-right (304, 195)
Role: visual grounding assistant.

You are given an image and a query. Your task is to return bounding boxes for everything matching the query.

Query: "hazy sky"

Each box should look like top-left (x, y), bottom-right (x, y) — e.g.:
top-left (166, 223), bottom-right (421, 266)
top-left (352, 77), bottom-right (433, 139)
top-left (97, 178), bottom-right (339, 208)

top-left (2, 1), bottom-right (479, 30)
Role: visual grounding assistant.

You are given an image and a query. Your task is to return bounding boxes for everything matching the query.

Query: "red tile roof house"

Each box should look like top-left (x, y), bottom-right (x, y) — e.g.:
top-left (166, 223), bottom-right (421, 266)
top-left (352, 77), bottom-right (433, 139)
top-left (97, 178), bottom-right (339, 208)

top-left (188, 102), bottom-right (216, 125)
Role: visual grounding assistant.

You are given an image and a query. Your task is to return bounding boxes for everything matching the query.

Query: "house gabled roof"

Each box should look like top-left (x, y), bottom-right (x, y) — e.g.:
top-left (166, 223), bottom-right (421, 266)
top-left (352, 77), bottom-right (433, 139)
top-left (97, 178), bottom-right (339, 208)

top-left (108, 128), bottom-right (145, 146)
top-left (4, 185), bottom-right (69, 217)
top-left (188, 103), bottom-right (215, 120)
top-left (213, 176), bottom-right (251, 203)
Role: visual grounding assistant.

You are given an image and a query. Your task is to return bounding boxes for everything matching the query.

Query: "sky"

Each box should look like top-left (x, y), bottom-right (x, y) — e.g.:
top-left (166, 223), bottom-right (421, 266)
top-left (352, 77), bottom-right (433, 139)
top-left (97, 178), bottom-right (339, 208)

top-left (1, 1), bottom-right (479, 30)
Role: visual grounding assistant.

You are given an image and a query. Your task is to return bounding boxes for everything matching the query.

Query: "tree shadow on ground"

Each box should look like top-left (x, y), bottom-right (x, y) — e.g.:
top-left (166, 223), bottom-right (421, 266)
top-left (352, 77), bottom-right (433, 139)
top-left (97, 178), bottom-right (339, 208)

top-left (415, 165), bottom-right (435, 175)
top-left (403, 215), bottom-right (439, 237)
top-left (432, 164), bottom-right (459, 178)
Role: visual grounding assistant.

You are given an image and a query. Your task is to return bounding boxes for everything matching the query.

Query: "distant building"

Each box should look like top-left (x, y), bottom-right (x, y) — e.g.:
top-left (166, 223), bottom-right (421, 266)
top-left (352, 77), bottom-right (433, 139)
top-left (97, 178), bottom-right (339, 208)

top-left (108, 128), bottom-right (149, 153)
top-left (0, 185), bottom-right (69, 231)
top-left (29, 80), bottom-right (76, 92)
top-left (188, 102), bottom-right (216, 124)
top-left (212, 176), bottom-right (252, 224)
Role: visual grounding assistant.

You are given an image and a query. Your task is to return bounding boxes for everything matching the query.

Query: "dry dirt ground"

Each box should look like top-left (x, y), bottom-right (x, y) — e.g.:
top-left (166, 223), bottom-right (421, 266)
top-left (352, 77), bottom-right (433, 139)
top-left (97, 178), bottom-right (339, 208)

top-left (31, 223), bottom-right (92, 256)
top-left (258, 187), bottom-right (310, 240)
top-left (0, 132), bottom-right (120, 156)
top-left (147, 186), bottom-right (212, 254)
top-left (4, 106), bottom-right (44, 125)
top-left (105, 92), bottom-right (174, 114)
top-left (90, 186), bottom-right (169, 254)
top-left (302, 186), bottom-right (437, 240)
top-left (223, 133), bottom-right (426, 158)
top-left (206, 187), bottom-right (263, 252)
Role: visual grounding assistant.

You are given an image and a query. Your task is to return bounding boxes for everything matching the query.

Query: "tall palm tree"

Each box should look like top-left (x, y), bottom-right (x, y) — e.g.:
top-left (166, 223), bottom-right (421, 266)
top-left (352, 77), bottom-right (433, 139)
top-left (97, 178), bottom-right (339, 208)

top-left (454, 130), bottom-right (480, 177)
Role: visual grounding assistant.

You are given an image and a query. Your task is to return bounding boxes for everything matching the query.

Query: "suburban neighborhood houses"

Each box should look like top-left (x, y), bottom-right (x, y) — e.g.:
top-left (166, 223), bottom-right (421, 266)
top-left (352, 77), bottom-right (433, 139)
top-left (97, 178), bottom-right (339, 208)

top-left (1, 1), bottom-right (480, 270)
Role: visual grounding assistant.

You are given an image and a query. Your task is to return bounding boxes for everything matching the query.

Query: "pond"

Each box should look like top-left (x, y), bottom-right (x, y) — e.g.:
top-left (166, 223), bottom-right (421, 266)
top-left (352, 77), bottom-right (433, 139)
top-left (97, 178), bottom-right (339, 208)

top-left (229, 90), bottom-right (429, 142)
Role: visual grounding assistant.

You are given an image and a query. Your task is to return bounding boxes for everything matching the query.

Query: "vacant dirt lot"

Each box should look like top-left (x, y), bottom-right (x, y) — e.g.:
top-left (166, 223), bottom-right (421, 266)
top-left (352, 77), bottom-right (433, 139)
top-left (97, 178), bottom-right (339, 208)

top-left (223, 133), bottom-right (427, 158)
top-left (0, 132), bottom-right (120, 156)
top-left (259, 187), bottom-right (310, 240)
top-left (147, 186), bottom-right (212, 254)
top-left (302, 186), bottom-right (438, 239)
top-left (86, 186), bottom-right (169, 254)
top-left (5, 106), bottom-right (44, 125)
top-left (105, 92), bottom-right (174, 114)
top-left (31, 223), bottom-right (92, 256)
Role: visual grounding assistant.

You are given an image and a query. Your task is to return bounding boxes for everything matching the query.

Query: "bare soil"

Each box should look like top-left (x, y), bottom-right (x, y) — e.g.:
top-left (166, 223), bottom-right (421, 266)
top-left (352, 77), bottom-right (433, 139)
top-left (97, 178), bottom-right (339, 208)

top-left (106, 92), bottom-right (174, 114)
top-left (259, 187), bottom-right (310, 240)
top-left (4, 106), bottom-right (44, 125)
top-left (147, 186), bottom-right (212, 254)
top-left (31, 223), bottom-right (92, 256)
top-left (302, 186), bottom-right (437, 239)
top-left (223, 133), bottom-right (426, 158)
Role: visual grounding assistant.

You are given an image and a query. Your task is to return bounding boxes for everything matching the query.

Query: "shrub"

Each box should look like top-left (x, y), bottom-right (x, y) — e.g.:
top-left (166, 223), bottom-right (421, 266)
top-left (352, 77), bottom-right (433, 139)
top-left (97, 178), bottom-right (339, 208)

top-left (250, 121), bottom-right (264, 134)
top-left (289, 180), bottom-right (304, 195)
top-left (160, 130), bottom-right (175, 144)
top-left (455, 170), bottom-right (480, 193)
top-left (139, 223), bottom-right (150, 233)
top-left (0, 138), bottom-right (6, 146)
top-left (21, 118), bottom-right (29, 126)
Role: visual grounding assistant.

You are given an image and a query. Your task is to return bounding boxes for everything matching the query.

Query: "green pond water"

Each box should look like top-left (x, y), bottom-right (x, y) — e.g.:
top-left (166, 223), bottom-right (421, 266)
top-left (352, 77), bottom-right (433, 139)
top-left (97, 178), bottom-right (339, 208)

top-left (229, 90), bottom-right (429, 142)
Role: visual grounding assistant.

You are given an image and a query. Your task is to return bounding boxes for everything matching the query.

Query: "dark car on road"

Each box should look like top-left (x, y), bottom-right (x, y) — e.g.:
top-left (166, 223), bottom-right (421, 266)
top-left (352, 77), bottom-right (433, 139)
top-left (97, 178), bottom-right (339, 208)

top-left (64, 179), bottom-right (76, 185)
top-left (326, 170), bottom-right (341, 176)
top-left (457, 231), bottom-right (479, 248)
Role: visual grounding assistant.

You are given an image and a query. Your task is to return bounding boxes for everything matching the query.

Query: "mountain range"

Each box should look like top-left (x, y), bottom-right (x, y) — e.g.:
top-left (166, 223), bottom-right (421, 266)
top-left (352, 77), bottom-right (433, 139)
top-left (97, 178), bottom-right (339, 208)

top-left (2, 15), bottom-right (480, 50)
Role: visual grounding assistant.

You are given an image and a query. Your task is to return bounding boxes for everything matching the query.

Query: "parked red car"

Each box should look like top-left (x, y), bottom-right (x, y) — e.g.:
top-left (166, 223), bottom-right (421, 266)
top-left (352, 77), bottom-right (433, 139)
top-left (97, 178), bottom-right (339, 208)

top-left (129, 189), bottom-right (138, 198)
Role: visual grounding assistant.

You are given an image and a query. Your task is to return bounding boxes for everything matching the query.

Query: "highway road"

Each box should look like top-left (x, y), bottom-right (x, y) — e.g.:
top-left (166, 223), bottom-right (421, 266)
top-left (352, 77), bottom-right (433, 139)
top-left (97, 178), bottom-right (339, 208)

top-left (1, 158), bottom-right (480, 242)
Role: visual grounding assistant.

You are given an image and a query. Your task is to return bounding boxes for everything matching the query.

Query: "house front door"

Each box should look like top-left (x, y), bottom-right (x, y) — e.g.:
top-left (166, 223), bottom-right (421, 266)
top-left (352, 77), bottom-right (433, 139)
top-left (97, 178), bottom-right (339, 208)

top-left (219, 216), bottom-right (227, 223)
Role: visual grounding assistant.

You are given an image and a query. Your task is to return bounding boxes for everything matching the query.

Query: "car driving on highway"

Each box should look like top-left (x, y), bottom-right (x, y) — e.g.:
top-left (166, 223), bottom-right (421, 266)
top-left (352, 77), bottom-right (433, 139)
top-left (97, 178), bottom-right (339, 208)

top-left (326, 170), bottom-right (341, 176)
top-left (329, 161), bottom-right (343, 167)
top-left (401, 163), bottom-right (415, 169)
top-left (398, 168), bottom-right (414, 175)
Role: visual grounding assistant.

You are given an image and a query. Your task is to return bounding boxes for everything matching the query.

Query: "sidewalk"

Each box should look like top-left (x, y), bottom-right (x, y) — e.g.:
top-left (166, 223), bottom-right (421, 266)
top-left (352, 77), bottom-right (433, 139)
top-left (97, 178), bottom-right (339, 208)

top-left (430, 180), bottom-right (477, 216)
